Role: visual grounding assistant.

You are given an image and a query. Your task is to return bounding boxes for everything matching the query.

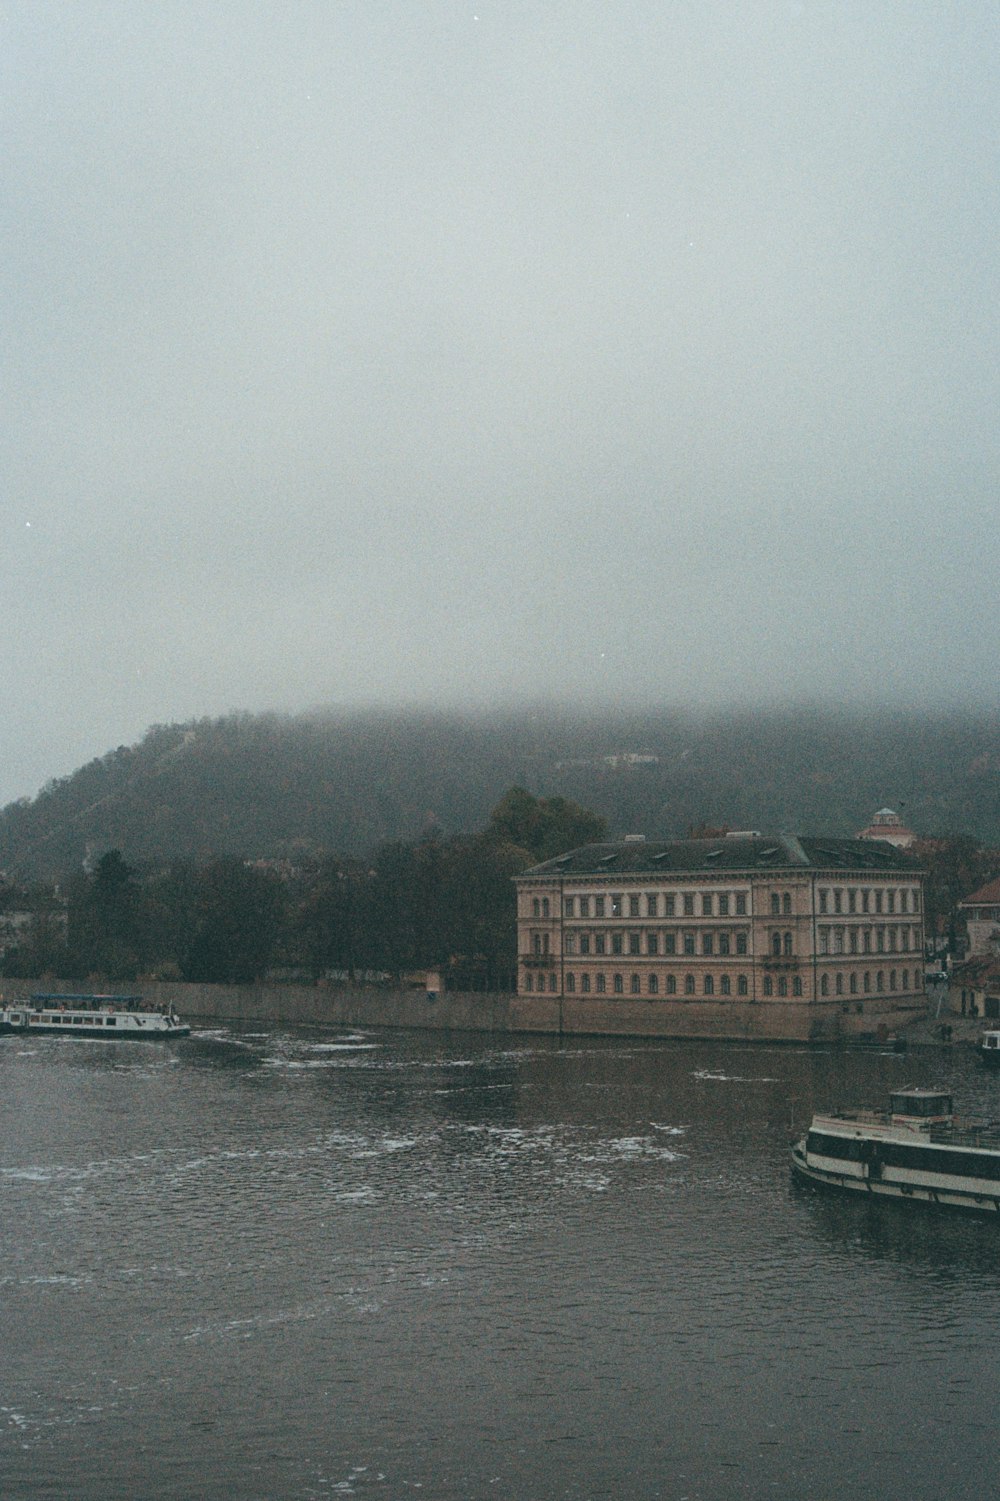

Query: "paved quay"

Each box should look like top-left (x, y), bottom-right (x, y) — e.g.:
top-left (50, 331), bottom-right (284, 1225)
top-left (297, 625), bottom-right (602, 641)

top-left (902, 985), bottom-right (983, 1049)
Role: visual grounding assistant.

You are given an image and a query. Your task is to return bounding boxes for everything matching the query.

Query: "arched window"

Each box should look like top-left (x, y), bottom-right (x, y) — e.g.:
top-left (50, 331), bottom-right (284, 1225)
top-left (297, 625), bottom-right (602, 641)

top-left (778, 977), bottom-right (787, 997)
top-left (541, 897), bottom-right (550, 917)
top-left (532, 898), bottom-right (540, 917)
top-left (704, 975), bottom-right (714, 995)
top-left (630, 974), bottom-right (641, 994)
top-left (850, 973), bottom-right (858, 994)
top-left (770, 894), bottom-right (780, 915)
top-left (648, 974), bottom-right (659, 994)
top-left (889, 969), bottom-right (897, 991)
top-left (581, 974), bottom-right (591, 992)
top-left (772, 932), bottom-right (782, 956)
top-left (666, 974), bottom-right (677, 994)
top-left (783, 932), bottom-right (793, 956)
top-left (613, 973), bottom-right (624, 994)
top-left (835, 973), bottom-right (843, 995)
top-left (820, 974), bottom-right (829, 996)
top-left (720, 974), bottom-right (731, 995)
top-left (902, 969), bottom-right (909, 990)
top-left (596, 974), bottom-right (606, 993)
top-left (876, 971), bottom-right (884, 992)
top-left (738, 974), bottom-right (748, 996)
top-left (684, 974), bottom-right (695, 995)
top-left (566, 973), bottom-right (575, 992)
top-left (763, 976), bottom-right (773, 996)
top-left (525, 974), bottom-right (534, 992)
top-left (792, 976), bottom-right (802, 996)
top-left (782, 893), bottom-right (792, 915)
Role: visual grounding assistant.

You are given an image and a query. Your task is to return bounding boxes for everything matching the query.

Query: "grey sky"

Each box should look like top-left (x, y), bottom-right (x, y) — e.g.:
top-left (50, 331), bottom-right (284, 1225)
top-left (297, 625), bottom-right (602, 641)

top-left (3, 1), bottom-right (998, 806)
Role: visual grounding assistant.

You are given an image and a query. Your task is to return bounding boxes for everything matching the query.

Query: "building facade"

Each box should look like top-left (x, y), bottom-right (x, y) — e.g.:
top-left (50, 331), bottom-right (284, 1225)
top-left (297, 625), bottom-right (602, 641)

top-left (516, 833), bottom-right (925, 1040)
top-left (958, 876), bottom-right (1000, 959)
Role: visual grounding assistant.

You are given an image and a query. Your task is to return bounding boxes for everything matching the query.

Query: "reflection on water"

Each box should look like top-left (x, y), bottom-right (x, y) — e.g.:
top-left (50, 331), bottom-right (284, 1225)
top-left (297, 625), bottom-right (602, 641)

top-left (2, 1026), bottom-right (999, 1500)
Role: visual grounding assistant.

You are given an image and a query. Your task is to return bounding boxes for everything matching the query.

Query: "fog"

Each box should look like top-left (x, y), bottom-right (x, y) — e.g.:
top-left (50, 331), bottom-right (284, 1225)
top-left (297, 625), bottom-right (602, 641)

top-left (3, 1), bottom-right (997, 806)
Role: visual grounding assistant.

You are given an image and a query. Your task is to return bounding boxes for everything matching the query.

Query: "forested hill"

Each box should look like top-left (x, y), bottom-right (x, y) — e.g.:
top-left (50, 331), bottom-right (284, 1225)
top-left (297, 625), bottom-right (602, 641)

top-left (3, 705), bottom-right (1000, 879)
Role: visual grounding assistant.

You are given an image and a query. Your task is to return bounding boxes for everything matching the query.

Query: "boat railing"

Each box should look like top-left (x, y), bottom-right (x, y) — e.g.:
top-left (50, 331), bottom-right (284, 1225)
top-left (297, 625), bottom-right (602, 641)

top-left (928, 1121), bottom-right (1000, 1150)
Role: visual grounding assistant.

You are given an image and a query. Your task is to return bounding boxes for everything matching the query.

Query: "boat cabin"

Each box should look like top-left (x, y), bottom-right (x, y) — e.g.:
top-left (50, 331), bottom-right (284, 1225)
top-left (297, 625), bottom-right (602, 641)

top-left (889, 1089), bottom-right (953, 1126)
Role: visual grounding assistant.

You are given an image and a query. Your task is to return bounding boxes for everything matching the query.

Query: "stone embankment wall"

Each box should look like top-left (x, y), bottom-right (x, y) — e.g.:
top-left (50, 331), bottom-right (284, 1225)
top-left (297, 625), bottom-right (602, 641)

top-left (16, 980), bottom-right (923, 1043)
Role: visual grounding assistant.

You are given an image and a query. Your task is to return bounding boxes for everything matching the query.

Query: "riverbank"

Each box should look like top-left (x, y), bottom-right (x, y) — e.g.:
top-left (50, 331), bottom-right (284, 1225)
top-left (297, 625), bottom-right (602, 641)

top-left (3, 977), bottom-right (946, 1045)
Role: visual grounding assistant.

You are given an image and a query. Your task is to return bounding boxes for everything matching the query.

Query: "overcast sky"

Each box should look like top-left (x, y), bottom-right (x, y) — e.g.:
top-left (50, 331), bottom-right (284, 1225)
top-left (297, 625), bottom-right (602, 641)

top-left (3, 1), bottom-right (998, 806)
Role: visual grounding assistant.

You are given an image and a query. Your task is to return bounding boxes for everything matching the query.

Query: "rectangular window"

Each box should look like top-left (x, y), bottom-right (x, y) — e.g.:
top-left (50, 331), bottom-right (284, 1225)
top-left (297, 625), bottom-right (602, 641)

top-left (819, 890), bottom-right (829, 914)
top-left (683, 932), bottom-right (696, 956)
top-left (646, 894), bottom-right (659, 918)
top-left (834, 889), bottom-right (842, 914)
top-left (875, 891), bottom-right (883, 914)
top-left (701, 892), bottom-right (713, 916)
top-left (647, 933), bottom-right (659, 955)
top-left (579, 934), bottom-right (591, 955)
top-left (819, 928), bottom-right (829, 955)
top-left (628, 932), bottom-right (641, 955)
top-left (629, 894), bottom-right (641, 917)
top-left (702, 932), bottom-right (714, 956)
top-left (887, 890), bottom-right (896, 914)
top-left (735, 893), bottom-right (747, 916)
top-left (612, 933), bottom-right (623, 955)
top-left (862, 889), bottom-right (870, 913)
top-left (579, 896), bottom-right (590, 918)
top-left (848, 889), bottom-right (857, 914)
top-left (719, 933), bottom-right (730, 956)
top-left (564, 934), bottom-right (576, 955)
top-left (595, 934), bottom-right (606, 955)
top-left (736, 933), bottom-right (748, 955)
top-left (564, 897), bottom-right (575, 917)
top-left (665, 895), bottom-right (676, 916)
top-left (611, 894), bottom-right (622, 917)
top-left (683, 893), bottom-right (694, 916)
top-left (566, 973), bottom-right (575, 992)
top-left (663, 933), bottom-right (676, 955)
top-left (718, 894), bottom-right (730, 916)
top-left (595, 897), bottom-right (606, 918)
top-left (849, 930), bottom-right (858, 955)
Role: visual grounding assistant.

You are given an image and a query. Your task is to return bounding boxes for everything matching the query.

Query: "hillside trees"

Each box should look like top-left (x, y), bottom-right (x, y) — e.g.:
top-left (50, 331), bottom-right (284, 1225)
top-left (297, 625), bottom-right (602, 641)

top-left (0, 786), bottom-right (594, 987)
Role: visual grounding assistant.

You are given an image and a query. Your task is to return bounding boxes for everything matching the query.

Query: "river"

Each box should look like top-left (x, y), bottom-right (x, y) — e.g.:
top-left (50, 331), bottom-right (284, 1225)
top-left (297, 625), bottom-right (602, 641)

top-left (2, 1024), bottom-right (999, 1500)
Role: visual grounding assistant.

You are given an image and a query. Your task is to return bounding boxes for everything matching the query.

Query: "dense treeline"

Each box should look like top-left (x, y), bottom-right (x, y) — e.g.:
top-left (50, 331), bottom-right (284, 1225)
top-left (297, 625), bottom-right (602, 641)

top-left (0, 789), bottom-right (607, 988)
top-left (2, 705), bottom-right (1000, 881)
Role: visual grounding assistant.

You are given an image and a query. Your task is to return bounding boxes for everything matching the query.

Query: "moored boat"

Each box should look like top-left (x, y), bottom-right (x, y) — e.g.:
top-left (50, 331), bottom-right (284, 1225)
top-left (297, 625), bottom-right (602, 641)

top-left (0, 993), bottom-right (190, 1039)
top-left (791, 1087), bottom-right (1000, 1213)
top-left (980, 1031), bottom-right (1000, 1067)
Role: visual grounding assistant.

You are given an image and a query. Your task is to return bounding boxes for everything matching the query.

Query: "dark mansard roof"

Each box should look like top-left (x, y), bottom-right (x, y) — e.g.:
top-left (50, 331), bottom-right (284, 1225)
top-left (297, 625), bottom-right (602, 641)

top-left (521, 834), bottom-right (921, 879)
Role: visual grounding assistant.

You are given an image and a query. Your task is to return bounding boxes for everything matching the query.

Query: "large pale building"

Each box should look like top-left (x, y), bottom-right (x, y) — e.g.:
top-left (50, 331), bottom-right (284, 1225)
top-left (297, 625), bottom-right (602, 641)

top-left (516, 833), bottom-right (925, 1041)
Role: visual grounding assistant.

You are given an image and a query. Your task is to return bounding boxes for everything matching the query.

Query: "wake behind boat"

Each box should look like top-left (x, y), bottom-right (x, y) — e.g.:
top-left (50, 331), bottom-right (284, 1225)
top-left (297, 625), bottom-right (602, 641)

top-left (791, 1087), bottom-right (1000, 1213)
top-left (0, 993), bottom-right (190, 1039)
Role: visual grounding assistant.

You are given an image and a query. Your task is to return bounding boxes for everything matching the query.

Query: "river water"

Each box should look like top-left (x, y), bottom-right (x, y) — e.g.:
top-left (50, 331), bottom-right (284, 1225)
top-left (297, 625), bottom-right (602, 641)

top-left (2, 1024), bottom-right (999, 1500)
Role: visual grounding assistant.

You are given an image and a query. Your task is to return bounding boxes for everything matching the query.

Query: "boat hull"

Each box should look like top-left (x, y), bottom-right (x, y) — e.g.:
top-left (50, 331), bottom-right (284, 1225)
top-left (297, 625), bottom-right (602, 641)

top-left (791, 1139), bottom-right (1000, 1214)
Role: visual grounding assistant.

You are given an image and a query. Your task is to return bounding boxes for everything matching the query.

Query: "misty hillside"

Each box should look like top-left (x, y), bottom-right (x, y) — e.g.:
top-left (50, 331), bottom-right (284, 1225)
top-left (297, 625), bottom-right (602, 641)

top-left (2, 705), bottom-right (1000, 879)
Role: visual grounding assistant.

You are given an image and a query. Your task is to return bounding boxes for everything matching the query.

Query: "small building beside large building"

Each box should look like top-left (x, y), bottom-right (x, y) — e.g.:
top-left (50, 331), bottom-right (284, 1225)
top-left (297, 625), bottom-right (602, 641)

top-left (515, 833), bottom-right (925, 1042)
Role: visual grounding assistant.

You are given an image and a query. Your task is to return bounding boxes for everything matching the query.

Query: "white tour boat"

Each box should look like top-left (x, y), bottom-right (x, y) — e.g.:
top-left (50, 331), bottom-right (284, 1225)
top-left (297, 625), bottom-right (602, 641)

top-left (0, 993), bottom-right (190, 1039)
top-left (791, 1087), bottom-right (1000, 1213)
top-left (980, 1031), bottom-right (1000, 1068)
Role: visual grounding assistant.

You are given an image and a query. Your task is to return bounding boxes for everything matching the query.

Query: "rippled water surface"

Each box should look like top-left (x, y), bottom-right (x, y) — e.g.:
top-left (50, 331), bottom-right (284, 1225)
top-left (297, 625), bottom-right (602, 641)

top-left (3, 1025), bottom-right (1000, 1499)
